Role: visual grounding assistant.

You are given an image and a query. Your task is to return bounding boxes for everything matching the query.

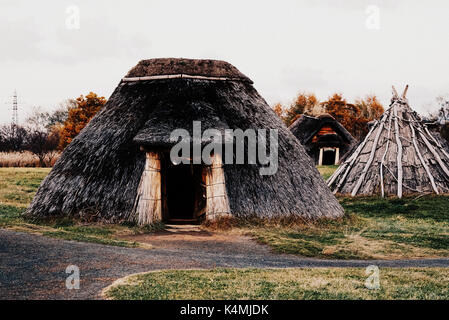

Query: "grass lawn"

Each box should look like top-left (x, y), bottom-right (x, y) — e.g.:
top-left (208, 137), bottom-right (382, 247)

top-left (0, 168), bottom-right (157, 248)
top-left (0, 166), bottom-right (448, 259)
top-left (103, 268), bottom-right (449, 300)
top-left (212, 165), bottom-right (449, 259)
top-left (242, 196), bottom-right (449, 259)
top-left (317, 165), bottom-right (339, 180)
top-left (239, 195), bottom-right (449, 259)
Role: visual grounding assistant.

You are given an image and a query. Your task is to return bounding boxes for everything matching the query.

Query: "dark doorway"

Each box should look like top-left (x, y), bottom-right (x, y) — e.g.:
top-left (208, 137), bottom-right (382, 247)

top-left (322, 149), bottom-right (336, 165)
top-left (163, 159), bottom-right (206, 223)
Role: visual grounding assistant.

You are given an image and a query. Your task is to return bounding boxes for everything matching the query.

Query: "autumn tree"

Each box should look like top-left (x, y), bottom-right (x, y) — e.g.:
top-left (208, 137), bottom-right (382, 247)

top-left (322, 93), bottom-right (384, 140)
top-left (283, 92), bottom-right (319, 126)
top-left (58, 92), bottom-right (106, 149)
top-left (272, 103), bottom-right (284, 119)
top-left (355, 95), bottom-right (384, 120)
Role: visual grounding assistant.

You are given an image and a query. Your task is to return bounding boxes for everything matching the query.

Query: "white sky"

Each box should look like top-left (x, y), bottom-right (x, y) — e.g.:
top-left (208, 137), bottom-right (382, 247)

top-left (1, 0), bottom-right (449, 124)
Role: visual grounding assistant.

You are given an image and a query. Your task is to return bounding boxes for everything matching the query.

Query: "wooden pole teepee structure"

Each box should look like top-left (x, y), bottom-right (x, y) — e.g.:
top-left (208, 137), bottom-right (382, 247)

top-left (328, 85), bottom-right (449, 198)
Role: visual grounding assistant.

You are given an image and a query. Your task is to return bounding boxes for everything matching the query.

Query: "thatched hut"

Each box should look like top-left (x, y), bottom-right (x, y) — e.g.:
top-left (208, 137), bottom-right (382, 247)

top-left (328, 85), bottom-right (449, 197)
top-left (289, 114), bottom-right (356, 165)
top-left (26, 58), bottom-right (343, 225)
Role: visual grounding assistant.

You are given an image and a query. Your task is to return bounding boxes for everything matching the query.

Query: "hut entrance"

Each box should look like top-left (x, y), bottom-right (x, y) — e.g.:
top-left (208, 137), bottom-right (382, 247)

top-left (319, 147), bottom-right (339, 165)
top-left (134, 151), bottom-right (231, 226)
top-left (163, 159), bottom-right (206, 223)
top-left (322, 149), bottom-right (336, 165)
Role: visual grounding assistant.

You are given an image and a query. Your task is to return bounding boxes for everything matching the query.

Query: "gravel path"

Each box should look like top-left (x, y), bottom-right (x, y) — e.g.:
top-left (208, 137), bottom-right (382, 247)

top-left (1, 228), bottom-right (448, 300)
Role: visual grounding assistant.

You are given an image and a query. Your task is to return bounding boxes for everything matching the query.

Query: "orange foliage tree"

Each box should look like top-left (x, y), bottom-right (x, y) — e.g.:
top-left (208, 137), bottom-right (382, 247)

top-left (58, 92), bottom-right (106, 149)
top-left (322, 93), bottom-right (384, 140)
top-left (272, 103), bottom-right (285, 119)
top-left (355, 95), bottom-right (384, 120)
top-left (284, 92), bottom-right (319, 126)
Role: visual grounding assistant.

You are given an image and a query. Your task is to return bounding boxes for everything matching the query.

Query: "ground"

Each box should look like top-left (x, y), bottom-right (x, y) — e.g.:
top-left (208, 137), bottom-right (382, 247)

top-left (104, 268), bottom-right (449, 300)
top-left (2, 228), bottom-right (448, 299)
top-left (317, 165), bottom-right (339, 180)
top-left (235, 195), bottom-right (449, 259)
top-left (0, 168), bottom-right (159, 248)
top-left (0, 167), bottom-right (448, 299)
top-left (2, 167), bottom-right (447, 260)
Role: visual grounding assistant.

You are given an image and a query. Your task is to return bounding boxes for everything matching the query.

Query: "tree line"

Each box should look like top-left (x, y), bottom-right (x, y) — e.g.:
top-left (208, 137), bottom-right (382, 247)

top-left (273, 92), bottom-right (384, 140)
top-left (0, 92), bottom-right (106, 166)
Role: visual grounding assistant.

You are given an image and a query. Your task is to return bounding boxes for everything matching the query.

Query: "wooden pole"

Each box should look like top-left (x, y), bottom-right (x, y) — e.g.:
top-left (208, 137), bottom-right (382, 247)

top-left (318, 148), bottom-right (324, 166)
top-left (134, 152), bottom-right (162, 225)
top-left (393, 105), bottom-right (403, 198)
top-left (380, 109), bottom-right (394, 197)
top-left (334, 148), bottom-right (340, 165)
top-left (205, 154), bottom-right (231, 220)
top-left (424, 126), bottom-right (449, 161)
top-left (351, 113), bottom-right (387, 196)
top-left (392, 86), bottom-right (399, 100)
top-left (410, 123), bottom-right (439, 194)
top-left (418, 129), bottom-right (449, 178)
top-left (328, 124), bottom-right (377, 191)
top-left (402, 84), bottom-right (409, 99)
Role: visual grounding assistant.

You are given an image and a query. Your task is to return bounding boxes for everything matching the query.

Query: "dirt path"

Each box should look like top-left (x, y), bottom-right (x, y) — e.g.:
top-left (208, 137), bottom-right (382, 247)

top-left (1, 228), bottom-right (448, 300)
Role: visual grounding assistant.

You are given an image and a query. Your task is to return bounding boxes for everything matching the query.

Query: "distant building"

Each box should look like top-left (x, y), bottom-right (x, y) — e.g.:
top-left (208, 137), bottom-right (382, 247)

top-left (289, 114), bottom-right (356, 165)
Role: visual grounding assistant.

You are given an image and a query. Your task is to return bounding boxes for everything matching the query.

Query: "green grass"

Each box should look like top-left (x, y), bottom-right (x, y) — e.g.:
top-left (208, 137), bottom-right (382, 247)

top-left (104, 268), bottom-right (449, 300)
top-left (0, 168), bottom-right (157, 248)
top-left (317, 165), bottom-right (339, 180)
top-left (217, 165), bottom-right (449, 260)
top-left (242, 195), bottom-right (449, 259)
top-left (1, 166), bottom-right (448, 259)
top-left (0, 168), bottom-right (50, 208)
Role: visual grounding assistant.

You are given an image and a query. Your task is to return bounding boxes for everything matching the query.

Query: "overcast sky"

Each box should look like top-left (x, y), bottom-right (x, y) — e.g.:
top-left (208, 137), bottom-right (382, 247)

top-left (1, 0), bottom-right (449, 124)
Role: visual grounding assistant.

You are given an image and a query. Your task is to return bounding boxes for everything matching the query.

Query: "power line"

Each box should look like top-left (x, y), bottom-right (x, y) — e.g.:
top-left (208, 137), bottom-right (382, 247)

top-left (12, 90), bottom-right (18, 127)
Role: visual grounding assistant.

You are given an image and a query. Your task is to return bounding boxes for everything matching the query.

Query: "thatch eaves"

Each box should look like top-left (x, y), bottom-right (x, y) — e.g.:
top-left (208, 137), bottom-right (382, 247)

top-left (289, 114), bottom-right (355, 146)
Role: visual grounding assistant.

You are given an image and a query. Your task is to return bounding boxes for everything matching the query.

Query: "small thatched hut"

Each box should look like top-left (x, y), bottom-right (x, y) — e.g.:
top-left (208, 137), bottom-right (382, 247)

top-left (289, 114), bottom-right (356, 165)
top-left (328, 85), bottom-right (449, 197)
top-left (26, 58), bottom-right (343, 225)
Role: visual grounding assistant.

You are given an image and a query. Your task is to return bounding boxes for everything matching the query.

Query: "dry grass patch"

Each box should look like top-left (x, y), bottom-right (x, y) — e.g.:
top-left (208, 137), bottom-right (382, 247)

top-left (0, 151), bottom-right (60, 167)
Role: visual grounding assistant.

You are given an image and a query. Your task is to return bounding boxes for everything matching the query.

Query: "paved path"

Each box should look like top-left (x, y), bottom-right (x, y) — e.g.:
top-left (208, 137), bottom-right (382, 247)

top-left (1, 229), bottom-right (448, 300)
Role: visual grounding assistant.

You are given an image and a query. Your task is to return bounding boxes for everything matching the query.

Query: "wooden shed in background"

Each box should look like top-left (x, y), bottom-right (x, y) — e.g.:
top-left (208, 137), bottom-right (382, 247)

top-left (289, 114), bottom-right (356, 165)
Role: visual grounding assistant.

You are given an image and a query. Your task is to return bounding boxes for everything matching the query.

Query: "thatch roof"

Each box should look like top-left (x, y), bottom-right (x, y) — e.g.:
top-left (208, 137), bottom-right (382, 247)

top-left (289, 114), bottom-right (356, 163)
top-left (289, 114), bottom-right (355, 146)
top-left (125, 58), bottom-right (252, 83)
top-left (26, 58), bottom-right (343, 222)
top-left (133, 94), bottom-right (230, 147)
top-left (328, 86), bottom-right (449, 197)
